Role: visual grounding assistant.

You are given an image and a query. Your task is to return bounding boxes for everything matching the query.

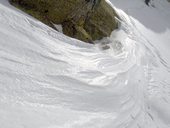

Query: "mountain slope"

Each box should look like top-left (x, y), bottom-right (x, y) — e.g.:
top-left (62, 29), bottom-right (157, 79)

top-left (0, 0), bottom-right (170, 128)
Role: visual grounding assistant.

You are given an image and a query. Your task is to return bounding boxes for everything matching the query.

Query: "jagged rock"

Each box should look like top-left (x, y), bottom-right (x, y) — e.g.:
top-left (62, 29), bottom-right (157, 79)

top-left (10, 0), bottom-right (119, 43)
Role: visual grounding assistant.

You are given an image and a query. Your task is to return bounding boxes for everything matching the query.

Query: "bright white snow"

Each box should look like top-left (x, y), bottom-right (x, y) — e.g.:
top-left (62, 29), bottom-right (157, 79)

top-left (0, 0), bottom-right (170, 127)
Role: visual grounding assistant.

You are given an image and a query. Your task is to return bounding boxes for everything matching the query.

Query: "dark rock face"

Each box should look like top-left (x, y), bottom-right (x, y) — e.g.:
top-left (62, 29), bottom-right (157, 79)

top-left (145, 0), bottom-right (151, 6)
top-left (10, 0), bottom-right (119, 43)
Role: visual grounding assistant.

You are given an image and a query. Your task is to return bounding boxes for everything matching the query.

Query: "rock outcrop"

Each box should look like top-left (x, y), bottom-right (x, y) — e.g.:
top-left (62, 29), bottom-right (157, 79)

top-left (10, 0), bottom-right (119, 43)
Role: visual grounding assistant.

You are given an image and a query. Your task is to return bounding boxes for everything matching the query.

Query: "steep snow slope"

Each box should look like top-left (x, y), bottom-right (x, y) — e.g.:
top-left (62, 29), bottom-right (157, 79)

top-left (0, 0), bottom-right (170, 128)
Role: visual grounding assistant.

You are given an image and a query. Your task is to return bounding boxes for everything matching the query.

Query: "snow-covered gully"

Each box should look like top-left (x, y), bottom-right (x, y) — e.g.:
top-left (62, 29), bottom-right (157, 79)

top-left (0, 0), bottom-right (170, 128)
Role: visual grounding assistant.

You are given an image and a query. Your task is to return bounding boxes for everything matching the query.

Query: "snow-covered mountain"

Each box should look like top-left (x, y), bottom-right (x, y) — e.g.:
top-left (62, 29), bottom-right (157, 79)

top-left (0, 0), bottom-right (170, 127)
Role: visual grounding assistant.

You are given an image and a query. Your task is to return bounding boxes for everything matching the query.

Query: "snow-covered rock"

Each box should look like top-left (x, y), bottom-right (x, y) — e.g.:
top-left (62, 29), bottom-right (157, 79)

top-left (10, 0), bottom-right (118, 43)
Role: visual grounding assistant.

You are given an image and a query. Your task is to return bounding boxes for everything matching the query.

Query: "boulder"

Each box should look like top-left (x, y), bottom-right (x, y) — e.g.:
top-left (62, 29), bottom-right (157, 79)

top-left (10, 0), bottom-right (119, 43)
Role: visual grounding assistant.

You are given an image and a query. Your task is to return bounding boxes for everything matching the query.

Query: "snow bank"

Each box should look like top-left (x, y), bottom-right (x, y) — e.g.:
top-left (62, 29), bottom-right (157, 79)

top-left (0, 0), bottom-right (170, 128)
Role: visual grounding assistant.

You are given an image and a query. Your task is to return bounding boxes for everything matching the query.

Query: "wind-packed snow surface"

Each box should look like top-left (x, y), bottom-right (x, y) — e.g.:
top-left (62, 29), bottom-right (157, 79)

top-left (0, 0), bottom-right (170, 127)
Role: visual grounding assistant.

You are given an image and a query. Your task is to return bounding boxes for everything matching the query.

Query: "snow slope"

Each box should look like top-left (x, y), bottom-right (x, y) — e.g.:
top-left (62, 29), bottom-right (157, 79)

top-left (0, 0), bottom-right (170, 127)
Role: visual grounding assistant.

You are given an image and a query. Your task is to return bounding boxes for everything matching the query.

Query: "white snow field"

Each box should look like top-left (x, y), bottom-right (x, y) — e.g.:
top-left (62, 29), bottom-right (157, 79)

top-left (0, 0), bottom-right (170, 127)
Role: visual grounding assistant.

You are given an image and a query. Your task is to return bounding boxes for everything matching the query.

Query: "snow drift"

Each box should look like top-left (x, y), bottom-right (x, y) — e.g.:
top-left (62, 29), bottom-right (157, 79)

top-left (0, 0), bottom-right (170, 128)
